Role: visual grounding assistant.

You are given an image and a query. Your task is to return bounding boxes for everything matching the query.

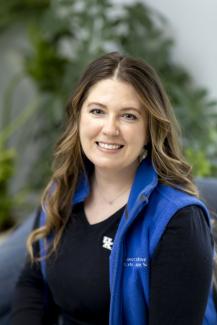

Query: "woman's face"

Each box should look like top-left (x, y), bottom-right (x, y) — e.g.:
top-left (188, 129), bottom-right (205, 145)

top-left (79, 78), bottom-right (148, 174)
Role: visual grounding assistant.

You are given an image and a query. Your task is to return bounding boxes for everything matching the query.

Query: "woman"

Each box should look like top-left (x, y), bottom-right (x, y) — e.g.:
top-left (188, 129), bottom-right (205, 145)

top-left (11, 52), bottom-right (216, 324)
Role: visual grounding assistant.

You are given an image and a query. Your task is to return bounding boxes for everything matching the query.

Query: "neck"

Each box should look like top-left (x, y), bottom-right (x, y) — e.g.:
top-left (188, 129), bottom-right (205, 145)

top-left (92, 164), bottom-right (138, 193)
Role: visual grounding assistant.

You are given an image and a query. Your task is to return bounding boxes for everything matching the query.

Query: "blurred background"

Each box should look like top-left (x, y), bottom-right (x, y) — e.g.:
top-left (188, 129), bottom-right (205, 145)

top-left (0, 0), bottom-right (217, 232)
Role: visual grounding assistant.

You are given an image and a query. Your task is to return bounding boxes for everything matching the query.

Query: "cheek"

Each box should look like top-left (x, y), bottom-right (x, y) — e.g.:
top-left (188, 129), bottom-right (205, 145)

top-left (137, 121), bottom-right (148, 145)
top-left (79, 115), bottom-right (101, 142)
top-left (123, 123), bottom-right (147, 145)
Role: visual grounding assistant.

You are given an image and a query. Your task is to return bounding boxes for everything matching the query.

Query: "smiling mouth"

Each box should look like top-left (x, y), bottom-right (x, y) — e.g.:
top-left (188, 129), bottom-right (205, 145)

top-left (96, 142), bottom-right (124, 150)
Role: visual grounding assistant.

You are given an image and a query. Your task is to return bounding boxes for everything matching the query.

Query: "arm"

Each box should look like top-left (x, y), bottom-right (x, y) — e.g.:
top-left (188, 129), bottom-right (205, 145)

top-left (149, 205), bottom-right (213, 325)
top-left (10, 211), bottom-right (59, 325)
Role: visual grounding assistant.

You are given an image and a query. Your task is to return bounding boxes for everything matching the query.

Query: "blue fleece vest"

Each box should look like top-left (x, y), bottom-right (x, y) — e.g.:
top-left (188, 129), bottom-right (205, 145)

top-left (39, 157), bottom-right (217, 324)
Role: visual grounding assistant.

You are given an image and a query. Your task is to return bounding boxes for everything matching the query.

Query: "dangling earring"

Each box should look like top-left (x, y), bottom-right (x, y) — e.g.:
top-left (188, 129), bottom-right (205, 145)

top-left (139, 147), bottom-right (148, 162)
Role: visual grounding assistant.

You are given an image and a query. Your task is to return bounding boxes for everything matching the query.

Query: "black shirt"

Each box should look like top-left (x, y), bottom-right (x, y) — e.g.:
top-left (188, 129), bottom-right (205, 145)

top-left (11, 204), bottom-right (213, 325)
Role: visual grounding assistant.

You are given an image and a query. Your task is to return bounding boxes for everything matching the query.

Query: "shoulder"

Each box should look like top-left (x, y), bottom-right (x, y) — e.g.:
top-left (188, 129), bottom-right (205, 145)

top-left (155, 183), bottom-right (200, 206)
top-left (166, 205), bottom-right (211, 236)
top-left (147, 183), bottom-right (211, 255)
top-left (151, 182), bottom-right (210, 223)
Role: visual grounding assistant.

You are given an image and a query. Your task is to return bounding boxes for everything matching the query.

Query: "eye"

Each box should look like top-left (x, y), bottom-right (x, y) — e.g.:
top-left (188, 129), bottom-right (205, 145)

top-left (89, 108), bottom-right (105, 115)
top-left (122, 113), bottom-right (138, 121)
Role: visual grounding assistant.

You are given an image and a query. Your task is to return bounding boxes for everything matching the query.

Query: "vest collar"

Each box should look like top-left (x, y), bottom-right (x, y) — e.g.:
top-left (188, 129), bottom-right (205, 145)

top-left (127, 156), bottom-right (158, 212)
top-left (72, 156), bottom-right (158, 206)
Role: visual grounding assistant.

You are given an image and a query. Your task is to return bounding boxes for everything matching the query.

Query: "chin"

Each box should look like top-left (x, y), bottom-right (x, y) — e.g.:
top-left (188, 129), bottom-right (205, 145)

top-left (94, 162), bottom-right (119, 169)
top-left (91, 159), bottom-right (120, 169)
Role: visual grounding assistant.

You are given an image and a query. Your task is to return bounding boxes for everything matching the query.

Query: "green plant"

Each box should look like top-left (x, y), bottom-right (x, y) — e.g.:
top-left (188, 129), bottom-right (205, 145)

top-left (21, 0), bottom-right (217, 182)
top-left (0, 145), bottom-right (16, 230)
top-left (0, 93), bottom-right (38, 230)
top-left (0, 0), bottom-right (49, 32)
top-left (0, 0), bottom-right (217, 203)
top-left (185, 148), bottom-right (211, 177)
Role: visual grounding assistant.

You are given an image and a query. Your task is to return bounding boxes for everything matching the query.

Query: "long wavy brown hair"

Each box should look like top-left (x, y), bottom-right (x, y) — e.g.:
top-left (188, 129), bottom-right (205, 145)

top-left (27, 52), bottom-right (199, 261)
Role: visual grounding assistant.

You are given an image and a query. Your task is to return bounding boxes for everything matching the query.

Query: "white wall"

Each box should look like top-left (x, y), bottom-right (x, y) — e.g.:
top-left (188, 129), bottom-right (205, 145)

top-left (116, 0), bottom-right (217, 100)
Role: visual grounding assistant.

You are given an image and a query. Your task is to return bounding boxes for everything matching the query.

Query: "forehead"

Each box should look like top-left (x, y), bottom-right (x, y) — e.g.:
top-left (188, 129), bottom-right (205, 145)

top-left (85, 78), bottom-right (143, 108)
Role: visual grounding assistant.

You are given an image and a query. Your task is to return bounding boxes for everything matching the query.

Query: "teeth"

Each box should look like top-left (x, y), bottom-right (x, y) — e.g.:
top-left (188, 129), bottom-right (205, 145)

top-left (98, 142), bottom-right (122, 150)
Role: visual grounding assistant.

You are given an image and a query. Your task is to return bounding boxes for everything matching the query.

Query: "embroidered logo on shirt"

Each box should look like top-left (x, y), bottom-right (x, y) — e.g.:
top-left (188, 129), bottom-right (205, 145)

top-left (102, 236), bottom-right (113, 250)
top-left (124, 257), bottom-right (148, 268)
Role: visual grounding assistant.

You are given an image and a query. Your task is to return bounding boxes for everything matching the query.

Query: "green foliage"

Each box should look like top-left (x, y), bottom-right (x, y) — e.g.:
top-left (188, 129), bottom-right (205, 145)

top-left (185, 148), bottom-right (211, 177)
top-left (0, 148), bottom-right (15, 181)
top-left (0, 146), bottom-right (15, 230)
top-left (21, 0), bottom-right (217, 184)
top-left (0, 85), bottom-right (39, 229)
top-left (0, 0), bottom-right (49, 31)
top-left (0, 0), bottom-right (217, 223)
top-left (25, 28), bottom-right (68, 92)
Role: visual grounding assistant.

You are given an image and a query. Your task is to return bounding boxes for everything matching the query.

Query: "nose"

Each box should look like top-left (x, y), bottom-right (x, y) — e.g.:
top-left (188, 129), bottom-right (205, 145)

top-left (102, 115), bottom-right (119, 137)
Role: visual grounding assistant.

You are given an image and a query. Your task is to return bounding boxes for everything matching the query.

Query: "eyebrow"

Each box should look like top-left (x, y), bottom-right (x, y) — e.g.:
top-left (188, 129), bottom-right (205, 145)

top-left (87, 102), bottom-right (142, 114)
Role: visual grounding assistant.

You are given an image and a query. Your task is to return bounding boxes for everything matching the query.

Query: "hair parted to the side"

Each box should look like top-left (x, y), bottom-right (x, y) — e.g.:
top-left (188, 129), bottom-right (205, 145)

top-left (27, 51), bottom-right (199, 261)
